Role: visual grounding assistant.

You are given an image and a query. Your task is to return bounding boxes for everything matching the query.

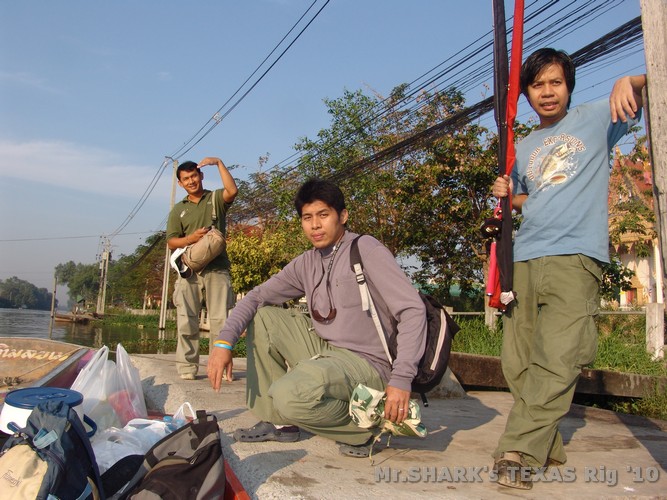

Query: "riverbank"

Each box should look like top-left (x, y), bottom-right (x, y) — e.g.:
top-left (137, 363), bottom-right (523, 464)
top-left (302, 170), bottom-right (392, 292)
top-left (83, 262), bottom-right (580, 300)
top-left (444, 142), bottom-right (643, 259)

top-left (130, 352), bottom-right (667, 499)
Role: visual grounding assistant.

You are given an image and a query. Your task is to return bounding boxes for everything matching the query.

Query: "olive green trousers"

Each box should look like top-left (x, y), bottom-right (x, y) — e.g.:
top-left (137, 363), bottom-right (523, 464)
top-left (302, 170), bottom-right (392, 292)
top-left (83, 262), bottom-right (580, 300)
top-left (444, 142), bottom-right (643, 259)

top-left (244, 306), bottom-right (385, 445)
top-left (494, 255), bottom-right (601, 467)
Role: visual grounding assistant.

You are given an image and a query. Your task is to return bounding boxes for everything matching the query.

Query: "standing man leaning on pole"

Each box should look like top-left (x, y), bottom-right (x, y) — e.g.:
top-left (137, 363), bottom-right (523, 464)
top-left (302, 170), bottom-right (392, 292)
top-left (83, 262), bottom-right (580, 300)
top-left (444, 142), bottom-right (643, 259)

top-left (166, 157), bottom-right (238, 380)
top-left (491, 48), bottom-right (646, 490)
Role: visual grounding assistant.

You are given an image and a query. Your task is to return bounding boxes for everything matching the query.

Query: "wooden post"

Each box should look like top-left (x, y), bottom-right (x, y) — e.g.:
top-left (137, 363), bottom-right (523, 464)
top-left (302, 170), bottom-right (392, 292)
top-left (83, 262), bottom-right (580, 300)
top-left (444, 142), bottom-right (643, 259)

top-left (640, 0), bottom-right (667, 292)
top-left (646, 303), bottom-right (665, 360)
top-left (640, 0), bottom-right (667, 358)
top-left (48, 275), bottom-right (57, 338)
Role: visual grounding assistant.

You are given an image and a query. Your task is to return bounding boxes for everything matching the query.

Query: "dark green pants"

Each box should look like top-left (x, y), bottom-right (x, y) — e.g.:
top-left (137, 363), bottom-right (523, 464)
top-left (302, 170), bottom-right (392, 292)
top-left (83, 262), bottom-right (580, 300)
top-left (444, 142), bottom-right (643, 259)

top-left (494, 255), bottom-right (601, 467)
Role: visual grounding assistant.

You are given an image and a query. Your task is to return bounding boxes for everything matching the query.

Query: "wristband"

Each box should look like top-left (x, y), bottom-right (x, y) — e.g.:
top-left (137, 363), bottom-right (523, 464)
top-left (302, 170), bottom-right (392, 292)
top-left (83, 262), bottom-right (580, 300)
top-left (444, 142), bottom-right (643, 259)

top-left (213, 340), bottom-right (233, 350)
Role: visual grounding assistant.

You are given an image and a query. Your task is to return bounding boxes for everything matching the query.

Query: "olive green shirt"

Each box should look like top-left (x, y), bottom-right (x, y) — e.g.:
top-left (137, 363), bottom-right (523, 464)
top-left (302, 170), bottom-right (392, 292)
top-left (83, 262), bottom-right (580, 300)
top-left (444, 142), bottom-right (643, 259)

top-left (166, 189), bottom-right (232, 270)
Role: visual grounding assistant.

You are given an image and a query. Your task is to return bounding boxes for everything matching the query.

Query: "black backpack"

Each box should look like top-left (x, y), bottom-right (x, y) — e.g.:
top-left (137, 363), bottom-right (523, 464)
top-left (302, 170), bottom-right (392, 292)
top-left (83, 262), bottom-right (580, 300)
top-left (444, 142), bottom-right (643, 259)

top-left (112, 410), bottom-right (225, 500)
top-left (0, 400), bottom-right (105, 500)
top-left (350, 235), bottom-right (460, 405)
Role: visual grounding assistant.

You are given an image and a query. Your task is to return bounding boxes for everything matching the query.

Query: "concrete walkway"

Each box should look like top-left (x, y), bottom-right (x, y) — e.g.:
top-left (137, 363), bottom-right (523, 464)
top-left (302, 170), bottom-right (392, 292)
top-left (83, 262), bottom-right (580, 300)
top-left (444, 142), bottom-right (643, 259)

top-left (131, 353), bottom-right (667, 499)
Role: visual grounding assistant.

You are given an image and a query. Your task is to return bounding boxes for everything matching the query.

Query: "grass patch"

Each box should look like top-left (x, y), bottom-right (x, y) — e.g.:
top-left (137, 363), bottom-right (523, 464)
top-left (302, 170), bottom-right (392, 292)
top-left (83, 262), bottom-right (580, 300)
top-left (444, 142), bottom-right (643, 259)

top-left (594, 313), bottom-right (666, 376)
top-left (94, 311), bottom-right (176, 329)
top-left (450, 313), bottom-right (667, 420)
top-left (451, 316), bottom-right (503, 356)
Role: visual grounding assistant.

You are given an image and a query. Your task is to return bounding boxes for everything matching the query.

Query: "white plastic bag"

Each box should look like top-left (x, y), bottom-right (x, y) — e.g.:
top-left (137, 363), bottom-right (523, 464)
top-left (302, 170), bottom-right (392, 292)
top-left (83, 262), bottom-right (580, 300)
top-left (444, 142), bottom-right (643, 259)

top-left (91, 412), bottom-right (193, 474)
top-left (173, 402), bottom-right (196, 425)
top-left (91, 418), bottom-right (170, 474)
top-left (108, 344), bottom-right (148, 426)
top-left (70, 346), bottom-right (121, 431)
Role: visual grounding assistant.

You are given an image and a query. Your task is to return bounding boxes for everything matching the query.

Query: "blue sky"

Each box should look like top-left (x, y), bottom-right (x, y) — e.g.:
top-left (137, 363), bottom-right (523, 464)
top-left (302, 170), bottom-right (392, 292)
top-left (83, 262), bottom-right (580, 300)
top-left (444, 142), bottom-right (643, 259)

top-left (0, 0), bottom-right (645, 294)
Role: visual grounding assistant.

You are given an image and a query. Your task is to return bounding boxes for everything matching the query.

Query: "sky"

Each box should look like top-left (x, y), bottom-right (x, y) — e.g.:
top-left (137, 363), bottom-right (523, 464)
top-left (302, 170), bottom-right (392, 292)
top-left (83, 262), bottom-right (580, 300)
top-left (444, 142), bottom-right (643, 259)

top-left (0, 0), bottom-right (646, 297)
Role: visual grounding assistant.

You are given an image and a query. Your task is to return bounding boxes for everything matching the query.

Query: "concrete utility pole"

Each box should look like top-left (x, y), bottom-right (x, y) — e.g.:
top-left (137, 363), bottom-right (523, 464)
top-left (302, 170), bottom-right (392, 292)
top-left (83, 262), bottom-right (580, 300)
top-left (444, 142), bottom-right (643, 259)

top-left (159, 158), bottom-right (179, 330)
top-left (96, 237), bottom-right (111, 316)
top-left (640, 0), bottom-right (667, 359)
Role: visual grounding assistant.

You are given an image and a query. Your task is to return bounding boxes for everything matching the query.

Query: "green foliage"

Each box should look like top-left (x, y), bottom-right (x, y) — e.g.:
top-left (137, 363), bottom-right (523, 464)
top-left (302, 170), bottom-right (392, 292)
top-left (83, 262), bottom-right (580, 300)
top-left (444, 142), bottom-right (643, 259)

top-left (451, 316), bottom-right (503, 356)
top-left (107, 233), bottom-right (168, 308)
top-left (600, 257), bottom-right (635, 303)
top-left (595, 313), bottom-right (666, 376)
top-left (452, 313), bottom-right (666, 420)
top-left (118, 333), bottom-right (247, 358)
top-left (55, 261), bottom-right (100, 305)
top-left (97, 310), bottom-right (175, 329)
top-left (0, 276), bottom-right (53, 310)
top-left (608, 389), bottom-right (667, 421)
top-left (227, 223), bottom-right (310, 294)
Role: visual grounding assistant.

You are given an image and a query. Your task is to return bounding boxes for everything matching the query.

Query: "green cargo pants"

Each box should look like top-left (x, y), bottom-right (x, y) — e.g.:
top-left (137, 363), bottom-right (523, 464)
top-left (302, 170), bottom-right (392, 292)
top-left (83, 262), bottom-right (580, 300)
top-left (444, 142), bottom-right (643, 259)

top-left (174, 269), bottom-right (234, 377)
top-left (244, 306), bottom-right (385, 446)
top-left (493, 254), bottom-right (601, 467)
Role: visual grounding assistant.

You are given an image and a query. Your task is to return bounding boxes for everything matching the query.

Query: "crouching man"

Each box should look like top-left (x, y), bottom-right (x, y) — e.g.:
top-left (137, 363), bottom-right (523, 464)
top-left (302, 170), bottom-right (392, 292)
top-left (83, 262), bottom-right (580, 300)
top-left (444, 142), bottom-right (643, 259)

top-left (207, 178), bottom-right (426, 457)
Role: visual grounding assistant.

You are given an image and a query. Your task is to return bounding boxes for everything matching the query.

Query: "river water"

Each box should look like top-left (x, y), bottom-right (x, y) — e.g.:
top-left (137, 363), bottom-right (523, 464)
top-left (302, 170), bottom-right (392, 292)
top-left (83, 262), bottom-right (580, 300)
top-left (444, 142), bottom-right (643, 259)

top-left (0, 308), bottom-right (178, 354)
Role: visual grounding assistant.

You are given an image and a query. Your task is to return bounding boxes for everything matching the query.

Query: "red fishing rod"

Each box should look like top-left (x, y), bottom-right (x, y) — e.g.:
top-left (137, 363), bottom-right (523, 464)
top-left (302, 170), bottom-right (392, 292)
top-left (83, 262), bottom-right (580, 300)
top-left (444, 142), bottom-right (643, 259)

top-left (486, 0), bottom-right (523, 310)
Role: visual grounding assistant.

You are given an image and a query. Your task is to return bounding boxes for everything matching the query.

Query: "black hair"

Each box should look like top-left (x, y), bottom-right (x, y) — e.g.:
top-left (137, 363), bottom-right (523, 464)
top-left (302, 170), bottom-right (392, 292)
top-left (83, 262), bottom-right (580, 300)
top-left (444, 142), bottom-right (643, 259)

top-left (176, 161), bottom-right (198, 180)
top-left (294, 178), bottom-right (346, 217)
top-left (520, 48), bottom-right (575, 108)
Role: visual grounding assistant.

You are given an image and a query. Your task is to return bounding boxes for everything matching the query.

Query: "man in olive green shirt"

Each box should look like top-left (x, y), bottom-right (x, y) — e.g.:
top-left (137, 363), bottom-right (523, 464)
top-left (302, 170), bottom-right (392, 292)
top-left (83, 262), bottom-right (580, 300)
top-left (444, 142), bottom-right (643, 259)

top-left (166, 157), bottom-right (238, 380)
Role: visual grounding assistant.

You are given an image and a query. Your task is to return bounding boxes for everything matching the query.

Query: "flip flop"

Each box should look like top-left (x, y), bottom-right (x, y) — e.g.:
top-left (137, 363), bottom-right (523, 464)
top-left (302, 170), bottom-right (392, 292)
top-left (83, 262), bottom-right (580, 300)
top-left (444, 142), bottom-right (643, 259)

top-left (233, 421), bottom-right (300, 443)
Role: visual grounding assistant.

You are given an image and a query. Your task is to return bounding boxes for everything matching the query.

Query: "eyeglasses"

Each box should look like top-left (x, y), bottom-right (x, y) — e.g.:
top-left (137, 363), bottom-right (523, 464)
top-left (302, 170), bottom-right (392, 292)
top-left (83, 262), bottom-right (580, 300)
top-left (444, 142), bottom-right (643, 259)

top-left (310, 278), bottom-right (337, 322)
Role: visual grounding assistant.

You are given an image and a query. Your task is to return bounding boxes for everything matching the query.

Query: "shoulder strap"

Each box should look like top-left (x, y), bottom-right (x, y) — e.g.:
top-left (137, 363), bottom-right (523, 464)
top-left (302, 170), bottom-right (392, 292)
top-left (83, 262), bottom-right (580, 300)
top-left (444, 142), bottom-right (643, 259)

top-left (210, 190), bottom-right (218, 224)
top-left (350, 235), bottom-right (393, 364)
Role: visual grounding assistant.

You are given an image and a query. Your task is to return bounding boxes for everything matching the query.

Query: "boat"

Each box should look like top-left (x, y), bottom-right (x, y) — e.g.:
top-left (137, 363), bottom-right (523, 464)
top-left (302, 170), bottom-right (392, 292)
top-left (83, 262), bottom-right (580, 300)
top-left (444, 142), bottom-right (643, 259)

top-left (53, 312), bottom-right (97, 324)
top-left (0, 337), bottom-right (249, 499)
top-left (0, 337), bottom-right (93, 405)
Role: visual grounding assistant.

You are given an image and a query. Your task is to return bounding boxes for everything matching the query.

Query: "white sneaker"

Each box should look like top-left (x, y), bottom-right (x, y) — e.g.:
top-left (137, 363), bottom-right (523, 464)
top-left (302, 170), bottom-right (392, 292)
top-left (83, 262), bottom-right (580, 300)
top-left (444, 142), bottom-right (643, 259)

top-left (180, 373), bottom-right (196, 380)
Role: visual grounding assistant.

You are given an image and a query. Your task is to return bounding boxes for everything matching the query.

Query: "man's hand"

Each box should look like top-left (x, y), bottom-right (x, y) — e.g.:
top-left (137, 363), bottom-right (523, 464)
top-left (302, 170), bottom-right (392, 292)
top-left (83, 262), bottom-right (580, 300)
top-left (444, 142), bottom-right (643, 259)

top-left (207, 346), bottom-right (233, 392)
top-left (610, 74), bottom-right (646, 123)
top-left (190, 226), bottom-right (210, 244)
top-left (492, 175), bottom-right (512, 198)
top-left (383, 385), bottom-right (412, 424)
top-left (197, 156), bottom-right (222, 169)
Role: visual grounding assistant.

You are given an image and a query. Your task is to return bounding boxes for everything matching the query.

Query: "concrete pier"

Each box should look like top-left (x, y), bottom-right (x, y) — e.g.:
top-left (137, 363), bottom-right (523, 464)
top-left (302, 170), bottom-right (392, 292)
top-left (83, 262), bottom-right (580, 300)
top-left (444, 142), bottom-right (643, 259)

top-left (131, 353), bottom-right (667, 499)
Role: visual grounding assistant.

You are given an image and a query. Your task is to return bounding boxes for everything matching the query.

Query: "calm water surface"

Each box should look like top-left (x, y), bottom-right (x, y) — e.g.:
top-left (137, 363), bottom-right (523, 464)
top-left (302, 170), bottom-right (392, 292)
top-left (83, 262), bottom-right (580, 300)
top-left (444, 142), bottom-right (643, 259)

top-left (0, 308), bottom-right (178, 354)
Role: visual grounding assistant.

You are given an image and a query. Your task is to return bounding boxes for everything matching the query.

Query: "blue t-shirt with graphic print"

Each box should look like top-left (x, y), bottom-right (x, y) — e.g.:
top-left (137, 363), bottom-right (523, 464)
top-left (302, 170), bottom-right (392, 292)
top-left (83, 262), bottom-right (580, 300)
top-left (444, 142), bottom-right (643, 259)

top-left (510, 100), bottom-right (640, 264)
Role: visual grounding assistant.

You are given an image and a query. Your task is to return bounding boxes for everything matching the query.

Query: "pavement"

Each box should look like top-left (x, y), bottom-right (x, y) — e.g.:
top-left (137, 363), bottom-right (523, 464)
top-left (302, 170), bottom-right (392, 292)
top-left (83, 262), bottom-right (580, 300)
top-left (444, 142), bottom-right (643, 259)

top-left (130, 352), bottom-right (667, 499)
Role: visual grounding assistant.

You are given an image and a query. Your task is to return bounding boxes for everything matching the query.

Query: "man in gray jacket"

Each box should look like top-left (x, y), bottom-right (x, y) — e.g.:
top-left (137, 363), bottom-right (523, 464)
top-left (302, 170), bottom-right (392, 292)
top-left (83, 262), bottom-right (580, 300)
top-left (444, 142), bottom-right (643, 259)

top-left (207, 178), bottom-right (426, 457)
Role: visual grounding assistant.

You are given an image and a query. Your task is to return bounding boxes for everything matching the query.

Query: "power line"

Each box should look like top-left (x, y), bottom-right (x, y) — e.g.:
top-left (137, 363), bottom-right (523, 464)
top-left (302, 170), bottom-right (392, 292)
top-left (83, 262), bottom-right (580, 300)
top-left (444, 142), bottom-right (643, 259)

top-left (0, 231), bottom-right (156, 243)
top-left (242, 1), bottom-right (640, 206)
top-left (230, 13), bottom-right (644, 223)
top-left (106, 0), bottom-right (331, 244)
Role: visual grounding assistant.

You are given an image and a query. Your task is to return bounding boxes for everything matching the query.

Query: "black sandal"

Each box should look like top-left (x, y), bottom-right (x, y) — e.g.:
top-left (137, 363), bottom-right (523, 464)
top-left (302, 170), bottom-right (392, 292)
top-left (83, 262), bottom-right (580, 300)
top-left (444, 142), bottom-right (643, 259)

top-left (233, 421), bottom-right (300, 443)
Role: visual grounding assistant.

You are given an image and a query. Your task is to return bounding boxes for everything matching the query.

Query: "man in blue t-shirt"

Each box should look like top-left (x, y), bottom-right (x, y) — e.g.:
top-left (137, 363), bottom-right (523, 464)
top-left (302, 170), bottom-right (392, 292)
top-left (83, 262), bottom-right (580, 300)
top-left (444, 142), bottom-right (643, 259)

top-left (491, 48), bottom-right (646, 490)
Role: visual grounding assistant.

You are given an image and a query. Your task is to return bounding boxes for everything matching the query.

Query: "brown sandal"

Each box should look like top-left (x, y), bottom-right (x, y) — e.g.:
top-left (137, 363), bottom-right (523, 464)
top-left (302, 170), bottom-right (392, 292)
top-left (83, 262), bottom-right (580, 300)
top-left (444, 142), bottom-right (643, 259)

top-left (493, 451), bottom-right (533, 490)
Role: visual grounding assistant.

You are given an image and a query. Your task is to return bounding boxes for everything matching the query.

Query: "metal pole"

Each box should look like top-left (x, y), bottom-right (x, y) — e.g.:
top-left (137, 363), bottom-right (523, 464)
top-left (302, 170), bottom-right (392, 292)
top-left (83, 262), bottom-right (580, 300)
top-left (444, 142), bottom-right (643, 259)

top-left (159, 159), bottom-right (179, 330)
top-left (48, 275), bottom-right (57, 338)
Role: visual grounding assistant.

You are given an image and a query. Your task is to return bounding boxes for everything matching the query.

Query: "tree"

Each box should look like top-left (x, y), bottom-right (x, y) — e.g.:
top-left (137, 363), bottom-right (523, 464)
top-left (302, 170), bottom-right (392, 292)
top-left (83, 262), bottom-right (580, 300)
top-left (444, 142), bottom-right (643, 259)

top-left (55, 261), bottom-right (99, 305)
top-left (291, 85), bottom-right (503, 304)
top-left (227, 222), bottom-right (309, 294)
top-left (107, 232), bottom-right (167, 308)
top-left (0, 276), bottom-right (53, 310)
top-left (605, 136), bottom-right (656, 302)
